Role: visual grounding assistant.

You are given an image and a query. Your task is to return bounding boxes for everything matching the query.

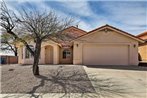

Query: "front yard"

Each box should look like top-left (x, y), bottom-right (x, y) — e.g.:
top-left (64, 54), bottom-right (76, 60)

top-left (0, 64), bottom-right (147, 98)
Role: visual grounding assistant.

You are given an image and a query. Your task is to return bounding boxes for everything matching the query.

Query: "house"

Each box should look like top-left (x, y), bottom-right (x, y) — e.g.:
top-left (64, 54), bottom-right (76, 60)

top-left (137, 31), bottom-right (147, 61)
top-left (16, 26), bottom-right (87, 64)
top-left (16, 25), bottom-right (144, 65)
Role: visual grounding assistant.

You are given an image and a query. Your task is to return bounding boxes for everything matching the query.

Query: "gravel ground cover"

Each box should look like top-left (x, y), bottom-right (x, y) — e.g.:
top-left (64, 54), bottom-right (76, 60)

top-left (1, 64), bottom-right (95, 94)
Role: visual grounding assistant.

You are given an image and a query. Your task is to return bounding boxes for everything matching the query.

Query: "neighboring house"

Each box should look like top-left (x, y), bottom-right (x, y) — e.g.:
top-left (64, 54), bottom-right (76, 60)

top-left (0, 55), bottom-right (18, 64)
top-left (16, 25), bottom-right (144, 65)
top-left (137, 31), bottom-right (147, 61)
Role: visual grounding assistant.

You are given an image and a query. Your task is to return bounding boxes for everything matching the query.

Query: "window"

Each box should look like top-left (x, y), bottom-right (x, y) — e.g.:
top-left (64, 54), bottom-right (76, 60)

top-left (63, 49), bottom-right (71, 59)
top-left (25, 45), bottom-right (34, 59)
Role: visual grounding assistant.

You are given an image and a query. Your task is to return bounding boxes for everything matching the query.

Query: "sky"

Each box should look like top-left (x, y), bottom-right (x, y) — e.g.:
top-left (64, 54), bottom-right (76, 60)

top-left (2, 0), bottom-right (147, 35)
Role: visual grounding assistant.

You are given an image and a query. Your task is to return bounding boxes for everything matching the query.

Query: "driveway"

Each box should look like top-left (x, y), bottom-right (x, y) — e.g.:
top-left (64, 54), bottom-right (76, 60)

top-left (84, 65), bottom-right (147, 98)
top-left (0, 64), bottom-right (147, 98)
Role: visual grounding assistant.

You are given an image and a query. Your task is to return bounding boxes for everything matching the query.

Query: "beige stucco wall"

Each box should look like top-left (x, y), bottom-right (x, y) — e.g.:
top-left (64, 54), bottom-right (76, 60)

top-left (138, 44), bottom-right (147, 61)
top-left (17, 40), bottom-right (60, 65)
top-left (73, 29), bottom-right (139, 65)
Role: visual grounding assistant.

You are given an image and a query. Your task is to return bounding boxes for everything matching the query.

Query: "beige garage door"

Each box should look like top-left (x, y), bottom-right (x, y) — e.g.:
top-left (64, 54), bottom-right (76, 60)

top-left (83, 44), bottom-right (129, 65)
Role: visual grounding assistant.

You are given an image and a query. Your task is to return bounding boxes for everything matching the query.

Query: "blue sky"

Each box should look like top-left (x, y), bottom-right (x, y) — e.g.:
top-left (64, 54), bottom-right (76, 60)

top-left (3, 0), bottom-right (147, 35)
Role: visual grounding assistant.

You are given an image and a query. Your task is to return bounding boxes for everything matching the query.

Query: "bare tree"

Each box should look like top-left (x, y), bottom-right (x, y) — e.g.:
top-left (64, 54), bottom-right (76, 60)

top-left (1, 33), bottom-right (18, 56)
top-left (0, 1), bottom-right (73, 75)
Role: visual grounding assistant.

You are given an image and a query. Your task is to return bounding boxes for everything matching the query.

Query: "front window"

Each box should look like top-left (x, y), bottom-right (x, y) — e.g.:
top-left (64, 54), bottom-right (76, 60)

top-left (25, 45), bottom-right (34, 59)
top-left (63, 49), bottom-right (71, 59)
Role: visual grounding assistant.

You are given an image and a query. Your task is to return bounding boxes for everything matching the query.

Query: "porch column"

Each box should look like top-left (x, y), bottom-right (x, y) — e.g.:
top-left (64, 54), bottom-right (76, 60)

top-left (18, 46), bottom-right (22, 64)
top-left (53, 45), bottom-right (59, 64)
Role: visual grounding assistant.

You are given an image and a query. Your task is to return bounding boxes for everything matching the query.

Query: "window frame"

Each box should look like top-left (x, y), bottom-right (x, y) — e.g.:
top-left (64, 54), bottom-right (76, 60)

top-left (62, 49), bottom-right (71, 59)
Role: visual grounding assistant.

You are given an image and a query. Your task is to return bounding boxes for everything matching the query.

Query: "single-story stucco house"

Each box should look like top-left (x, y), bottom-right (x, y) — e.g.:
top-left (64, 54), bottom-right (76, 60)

top-left (137, 31), bottom-right (147, 61)
top-left (16, 24), bottom-right (144, 65)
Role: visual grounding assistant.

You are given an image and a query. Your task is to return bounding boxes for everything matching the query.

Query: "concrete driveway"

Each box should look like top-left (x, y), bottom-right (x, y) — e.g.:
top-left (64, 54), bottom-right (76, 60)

top-left (84, 65), bottom-right (147, 98)
top-left (1, 64), bottom-right (147, 98)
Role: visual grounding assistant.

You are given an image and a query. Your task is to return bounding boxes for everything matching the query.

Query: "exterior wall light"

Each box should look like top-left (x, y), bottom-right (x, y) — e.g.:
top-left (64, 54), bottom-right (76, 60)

top-left (76, 44), bottom-right (78, 47)
top-left (104, 28), bottom-right (108, 33)
top-left (133, 44), bottom-right (136, 48)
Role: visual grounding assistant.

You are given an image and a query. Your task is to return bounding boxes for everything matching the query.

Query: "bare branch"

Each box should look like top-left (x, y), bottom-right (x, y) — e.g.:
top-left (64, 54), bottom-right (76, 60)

top-left (0, 1), bottom-right (34, 56)
top-left (0, 0), bottom-right (74, 75)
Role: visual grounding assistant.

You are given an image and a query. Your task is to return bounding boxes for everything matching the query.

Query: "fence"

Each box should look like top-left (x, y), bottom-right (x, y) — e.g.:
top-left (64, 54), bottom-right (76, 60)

top-left (0, 56), bottom-right (18, 64)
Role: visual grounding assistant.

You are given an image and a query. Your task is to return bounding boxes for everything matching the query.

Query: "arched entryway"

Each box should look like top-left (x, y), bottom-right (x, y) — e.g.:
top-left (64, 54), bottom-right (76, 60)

top-left (45, 45), bottom-right (53, 64)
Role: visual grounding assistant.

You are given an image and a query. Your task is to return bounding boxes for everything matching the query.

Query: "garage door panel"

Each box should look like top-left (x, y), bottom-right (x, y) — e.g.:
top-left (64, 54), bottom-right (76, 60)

top-left (83, 44), bottom-right (129, 65)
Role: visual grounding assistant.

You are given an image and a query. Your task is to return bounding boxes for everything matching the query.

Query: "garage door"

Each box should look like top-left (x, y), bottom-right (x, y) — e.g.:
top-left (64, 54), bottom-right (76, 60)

top-left (83, 44), bottom-right (129, 65)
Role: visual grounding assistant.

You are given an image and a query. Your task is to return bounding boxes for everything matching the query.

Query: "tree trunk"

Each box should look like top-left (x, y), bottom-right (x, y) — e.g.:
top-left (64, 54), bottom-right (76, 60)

top-left (33, 41), bottom-right (41, 76)
top-left (14, 47), bottom-right (18, 56)
top-left (14, 52), bottom-right (17, 56)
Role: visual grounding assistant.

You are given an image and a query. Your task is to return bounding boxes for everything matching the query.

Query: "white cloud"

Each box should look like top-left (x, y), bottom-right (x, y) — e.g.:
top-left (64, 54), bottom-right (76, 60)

top-left (2, 0), bottom-right (146, 35)
top-left (98, 2), bottom-right (147, 34)
top-left (101, 2), bottom-right (147, 26)
top-left (78, 21), bottom-right (93, 31)
top-left (58, 1), bottom-right (93, 17)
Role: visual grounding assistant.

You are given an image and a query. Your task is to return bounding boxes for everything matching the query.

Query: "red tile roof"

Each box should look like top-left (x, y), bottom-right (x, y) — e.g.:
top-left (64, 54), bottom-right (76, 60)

top-left (52, 26), bottom-right (87, 47)
top-left (137, 31), bottom-right (147, 44)
top-left (61, 26), bottom-right (87, 39)
top-left (137, 31), bottom-right (147, 37)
